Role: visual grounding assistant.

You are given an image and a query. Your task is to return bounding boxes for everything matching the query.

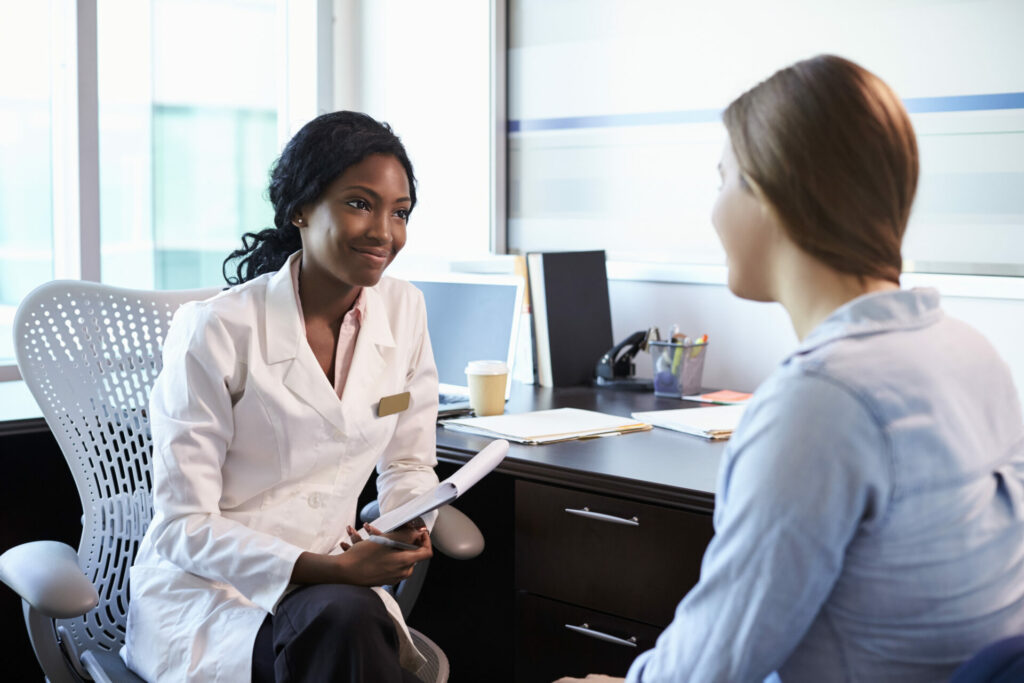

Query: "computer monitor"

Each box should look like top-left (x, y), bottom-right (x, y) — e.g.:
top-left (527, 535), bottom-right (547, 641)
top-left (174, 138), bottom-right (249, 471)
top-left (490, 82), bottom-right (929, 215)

top-left (409, 273), bottom-right (525, 402)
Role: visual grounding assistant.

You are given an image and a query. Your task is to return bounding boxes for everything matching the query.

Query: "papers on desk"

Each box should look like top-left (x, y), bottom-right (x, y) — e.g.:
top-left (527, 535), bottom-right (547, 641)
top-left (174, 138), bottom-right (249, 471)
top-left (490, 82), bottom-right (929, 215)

top-left (442, 407), bottom-right (652, 445)
top-left (681, 389), bottom-right (752, 405)
top-left (631, 405), bottom-right (746, 440)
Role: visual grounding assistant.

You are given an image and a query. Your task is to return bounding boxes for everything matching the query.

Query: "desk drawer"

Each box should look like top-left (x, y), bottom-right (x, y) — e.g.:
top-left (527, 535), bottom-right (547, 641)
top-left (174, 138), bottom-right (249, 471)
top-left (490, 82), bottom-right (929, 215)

top-left (515, 480), bottom-right (713, 626)
top-left (515, 592), bottom-right (661, 683)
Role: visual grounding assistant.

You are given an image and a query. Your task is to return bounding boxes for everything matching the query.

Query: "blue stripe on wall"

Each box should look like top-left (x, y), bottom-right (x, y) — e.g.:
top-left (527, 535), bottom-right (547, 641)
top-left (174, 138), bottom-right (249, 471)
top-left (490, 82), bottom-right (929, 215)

top-left (902, 92), bottom-right (1024, 113)
top-left (509, 92), bottom-right (1024, 133)
top-left (509, 109), bottom-right (721, 132)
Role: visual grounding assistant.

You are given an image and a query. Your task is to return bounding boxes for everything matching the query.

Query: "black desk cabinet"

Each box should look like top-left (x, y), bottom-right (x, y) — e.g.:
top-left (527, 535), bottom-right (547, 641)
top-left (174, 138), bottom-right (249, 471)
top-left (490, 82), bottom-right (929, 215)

top-left (514, 480), bottom-right (714, 681)
top-left (434, 383), bottom-right (725, 682)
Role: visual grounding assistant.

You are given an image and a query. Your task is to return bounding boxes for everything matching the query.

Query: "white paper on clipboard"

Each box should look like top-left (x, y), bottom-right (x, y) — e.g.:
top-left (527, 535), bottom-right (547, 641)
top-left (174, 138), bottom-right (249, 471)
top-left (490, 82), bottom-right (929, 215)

top-left (360, 438), bottom-right (510, 536)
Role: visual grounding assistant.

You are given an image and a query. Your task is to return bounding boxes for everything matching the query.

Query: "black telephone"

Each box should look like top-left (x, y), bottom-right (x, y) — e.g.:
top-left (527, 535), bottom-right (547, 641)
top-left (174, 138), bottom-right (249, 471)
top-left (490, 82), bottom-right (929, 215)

top-left (594, 329), bottom-right (655, 391)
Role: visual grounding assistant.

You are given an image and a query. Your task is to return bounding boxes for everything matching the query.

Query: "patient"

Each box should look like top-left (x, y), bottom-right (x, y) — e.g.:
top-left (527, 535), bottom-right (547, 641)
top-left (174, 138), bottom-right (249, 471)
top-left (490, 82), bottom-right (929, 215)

top-left (557, 54), bottom-right (1024, 682)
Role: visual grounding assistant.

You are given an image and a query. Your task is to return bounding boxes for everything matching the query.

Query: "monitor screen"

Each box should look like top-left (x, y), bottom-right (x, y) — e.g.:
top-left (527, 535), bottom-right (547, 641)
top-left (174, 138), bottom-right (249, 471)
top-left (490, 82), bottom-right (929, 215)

top-left (410, 275), bottom-right (523, 394)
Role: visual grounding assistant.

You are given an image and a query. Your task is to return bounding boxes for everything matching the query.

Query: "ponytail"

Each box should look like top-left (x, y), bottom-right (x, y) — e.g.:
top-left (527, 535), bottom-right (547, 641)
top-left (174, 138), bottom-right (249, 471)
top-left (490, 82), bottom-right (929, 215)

top-left (222, 223), bottom-right (302, 286)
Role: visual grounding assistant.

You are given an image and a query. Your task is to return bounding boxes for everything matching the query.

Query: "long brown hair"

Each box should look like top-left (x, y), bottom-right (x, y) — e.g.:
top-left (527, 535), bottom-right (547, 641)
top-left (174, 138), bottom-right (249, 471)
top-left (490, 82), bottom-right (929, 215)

top-left (723, 54), bottom-right (918, 284)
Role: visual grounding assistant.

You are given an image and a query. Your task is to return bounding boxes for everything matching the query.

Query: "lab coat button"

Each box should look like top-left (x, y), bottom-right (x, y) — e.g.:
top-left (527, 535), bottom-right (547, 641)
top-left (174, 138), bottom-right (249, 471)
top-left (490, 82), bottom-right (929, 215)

top-left (308, 493), bottom-right (322, 508)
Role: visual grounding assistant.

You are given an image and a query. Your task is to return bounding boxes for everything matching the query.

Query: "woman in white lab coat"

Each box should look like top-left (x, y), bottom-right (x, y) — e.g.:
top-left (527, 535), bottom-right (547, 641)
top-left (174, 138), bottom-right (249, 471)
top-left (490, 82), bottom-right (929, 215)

top-left (123, 111), bottom-right (441, 682)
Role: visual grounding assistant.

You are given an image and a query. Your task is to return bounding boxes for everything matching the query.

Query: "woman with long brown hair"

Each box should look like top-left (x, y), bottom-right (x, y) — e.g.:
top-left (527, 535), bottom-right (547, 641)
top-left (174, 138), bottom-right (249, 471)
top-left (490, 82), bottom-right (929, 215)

top-left (560, 54), bottom-right (1024, 682)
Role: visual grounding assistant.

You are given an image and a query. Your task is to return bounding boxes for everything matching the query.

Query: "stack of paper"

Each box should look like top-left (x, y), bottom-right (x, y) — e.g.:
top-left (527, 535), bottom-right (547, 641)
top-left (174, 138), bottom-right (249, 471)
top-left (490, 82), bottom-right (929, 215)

top-left (442, 407), bottom-right (651, 445)
top-left (631, 405), bottom-right (746, 440)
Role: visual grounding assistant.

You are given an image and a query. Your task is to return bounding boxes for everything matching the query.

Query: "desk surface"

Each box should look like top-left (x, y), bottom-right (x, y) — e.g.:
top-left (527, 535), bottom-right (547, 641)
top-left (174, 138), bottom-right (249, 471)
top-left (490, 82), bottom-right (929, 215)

top-left (436, 383), bottom-right (726, 512)
top-left (1, 378), bottom-right (727, 511)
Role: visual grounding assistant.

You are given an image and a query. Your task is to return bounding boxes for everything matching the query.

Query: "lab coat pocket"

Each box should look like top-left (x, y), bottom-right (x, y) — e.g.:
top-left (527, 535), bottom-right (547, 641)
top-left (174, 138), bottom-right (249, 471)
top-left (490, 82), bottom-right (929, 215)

top-left (126, 565), bottom-right (209, 681)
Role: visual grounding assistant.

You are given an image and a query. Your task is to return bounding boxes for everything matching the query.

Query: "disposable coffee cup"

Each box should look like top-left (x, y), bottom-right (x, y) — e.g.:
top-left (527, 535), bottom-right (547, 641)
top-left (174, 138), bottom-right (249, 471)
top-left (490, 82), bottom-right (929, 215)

top-left (465, 360), bottom-right (509, 417)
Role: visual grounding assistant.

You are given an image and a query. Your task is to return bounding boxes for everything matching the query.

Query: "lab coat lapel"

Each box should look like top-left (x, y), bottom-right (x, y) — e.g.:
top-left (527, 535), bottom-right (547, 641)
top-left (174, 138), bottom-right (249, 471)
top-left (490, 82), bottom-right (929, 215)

top-left (265, 253), bottom-right (348, 434)
top-left (341, 285), bottom-right (396, 414)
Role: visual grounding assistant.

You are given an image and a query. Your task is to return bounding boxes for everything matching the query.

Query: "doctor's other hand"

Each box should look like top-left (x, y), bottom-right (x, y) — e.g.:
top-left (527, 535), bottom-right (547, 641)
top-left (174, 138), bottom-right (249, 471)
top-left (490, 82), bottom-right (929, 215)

top-left (341, 525), bottom-right (432, 586)
top-left (291, 526), bottom-right (432, 587)
top-left (553, 676), bottom-right (626, 683)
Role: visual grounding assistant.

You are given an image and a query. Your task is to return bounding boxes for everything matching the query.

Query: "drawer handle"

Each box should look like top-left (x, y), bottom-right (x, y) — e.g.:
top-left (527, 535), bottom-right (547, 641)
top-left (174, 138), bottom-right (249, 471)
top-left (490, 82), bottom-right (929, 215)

top-left (564, 623), bottom-right (638, 648)
top-left (564, 507), bottom-right (639, 526)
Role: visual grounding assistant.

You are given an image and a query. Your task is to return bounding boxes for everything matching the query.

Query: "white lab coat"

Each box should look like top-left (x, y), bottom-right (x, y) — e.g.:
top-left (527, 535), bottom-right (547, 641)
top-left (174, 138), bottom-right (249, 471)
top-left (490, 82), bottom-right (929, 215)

top-left (122, 252), bottom-right (440, 682)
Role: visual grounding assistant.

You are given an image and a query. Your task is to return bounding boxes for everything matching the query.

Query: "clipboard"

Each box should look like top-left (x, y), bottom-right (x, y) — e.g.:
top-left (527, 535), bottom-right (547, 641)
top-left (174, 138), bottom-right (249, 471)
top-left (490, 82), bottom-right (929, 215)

top-left (631, 405), bottom-right (746, 440)
top-left (357, 438), bottom-right (510, 537)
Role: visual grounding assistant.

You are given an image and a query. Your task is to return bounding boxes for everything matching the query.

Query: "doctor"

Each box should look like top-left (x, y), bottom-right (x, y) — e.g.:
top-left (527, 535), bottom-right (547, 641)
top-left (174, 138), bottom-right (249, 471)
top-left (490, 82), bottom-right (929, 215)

top-left (123, 111), bottom-right (439, 682)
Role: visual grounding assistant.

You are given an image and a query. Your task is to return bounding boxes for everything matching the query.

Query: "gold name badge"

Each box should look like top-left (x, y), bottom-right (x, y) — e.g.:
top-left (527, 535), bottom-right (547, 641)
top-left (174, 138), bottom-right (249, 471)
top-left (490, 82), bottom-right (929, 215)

top-left (377, 391), bottom-right (411, 417)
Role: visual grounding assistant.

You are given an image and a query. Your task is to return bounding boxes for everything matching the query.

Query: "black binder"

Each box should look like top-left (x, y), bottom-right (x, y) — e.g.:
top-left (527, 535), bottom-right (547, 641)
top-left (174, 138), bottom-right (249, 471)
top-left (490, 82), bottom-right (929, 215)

top-left (526, 250), bottom-right (614, 387)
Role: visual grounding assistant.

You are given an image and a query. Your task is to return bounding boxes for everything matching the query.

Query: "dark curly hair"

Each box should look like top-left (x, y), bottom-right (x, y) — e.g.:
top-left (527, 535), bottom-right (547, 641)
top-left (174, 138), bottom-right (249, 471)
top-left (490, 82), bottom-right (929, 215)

top-left (222, 111), bottom-right (417, 284)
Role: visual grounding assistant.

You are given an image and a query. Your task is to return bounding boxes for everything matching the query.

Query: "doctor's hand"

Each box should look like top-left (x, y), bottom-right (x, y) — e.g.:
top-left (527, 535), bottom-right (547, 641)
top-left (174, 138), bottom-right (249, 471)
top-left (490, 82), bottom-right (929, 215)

top-left (340, 523), bottom-right (432, 586)
top-left (291, 524), bottom-right (432, 587)
top-left (553, 676), bottom-right (625, 683)
top-left (339, 521), bottom-right (427, 551)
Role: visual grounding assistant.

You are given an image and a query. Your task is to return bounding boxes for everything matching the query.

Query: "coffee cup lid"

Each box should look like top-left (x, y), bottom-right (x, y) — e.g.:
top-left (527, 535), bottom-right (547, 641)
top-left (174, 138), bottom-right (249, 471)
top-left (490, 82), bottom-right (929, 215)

top-left (465, 360), bottom-right (509, 375)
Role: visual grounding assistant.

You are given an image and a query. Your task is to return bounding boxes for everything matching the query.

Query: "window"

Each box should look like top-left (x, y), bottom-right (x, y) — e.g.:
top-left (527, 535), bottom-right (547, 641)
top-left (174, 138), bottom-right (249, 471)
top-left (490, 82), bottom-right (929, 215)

top-left (0, 1), bottom-right (56, 367)
top-left (0, 0), bottom-right (326, 374)
top-left (338, 0), bottom-right (493, 273)
top-left (98, 0), bottom-right (279, 291)
top-left (507, 0), bottom-right (1024, 278)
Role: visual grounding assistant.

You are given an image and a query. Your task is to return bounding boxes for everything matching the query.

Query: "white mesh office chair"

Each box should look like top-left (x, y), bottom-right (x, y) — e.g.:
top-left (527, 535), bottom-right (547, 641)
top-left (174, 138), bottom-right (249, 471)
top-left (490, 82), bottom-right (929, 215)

top-left (0, 279), bottom-right (479, 683)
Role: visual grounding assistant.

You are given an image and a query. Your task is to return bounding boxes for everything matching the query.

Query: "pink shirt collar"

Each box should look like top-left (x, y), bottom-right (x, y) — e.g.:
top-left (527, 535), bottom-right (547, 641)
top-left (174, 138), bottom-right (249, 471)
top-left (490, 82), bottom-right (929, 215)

top-left (289, 254), bottom-right (365, 398)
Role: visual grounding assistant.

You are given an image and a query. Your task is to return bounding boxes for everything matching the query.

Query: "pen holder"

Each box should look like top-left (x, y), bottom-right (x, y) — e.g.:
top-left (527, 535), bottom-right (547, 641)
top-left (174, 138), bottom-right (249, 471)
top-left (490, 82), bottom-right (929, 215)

top-left (649, 340), bottom-right (708, 397)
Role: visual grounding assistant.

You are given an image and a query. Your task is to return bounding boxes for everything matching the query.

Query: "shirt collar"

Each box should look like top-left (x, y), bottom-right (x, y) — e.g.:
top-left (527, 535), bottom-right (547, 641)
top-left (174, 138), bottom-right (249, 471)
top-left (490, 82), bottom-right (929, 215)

top-left (791, 287), bottom-right (943, 359)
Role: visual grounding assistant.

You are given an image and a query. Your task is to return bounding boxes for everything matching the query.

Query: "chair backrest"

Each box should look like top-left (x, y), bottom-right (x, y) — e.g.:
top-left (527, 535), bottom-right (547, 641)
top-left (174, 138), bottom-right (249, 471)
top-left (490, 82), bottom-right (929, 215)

top-left (14, 279), bottom-right (219, 657)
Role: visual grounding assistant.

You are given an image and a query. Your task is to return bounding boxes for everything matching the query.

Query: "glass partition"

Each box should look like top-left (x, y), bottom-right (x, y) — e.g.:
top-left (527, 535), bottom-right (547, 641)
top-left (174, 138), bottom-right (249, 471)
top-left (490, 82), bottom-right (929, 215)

top-left (508, 0), bottom-right (1024, 277)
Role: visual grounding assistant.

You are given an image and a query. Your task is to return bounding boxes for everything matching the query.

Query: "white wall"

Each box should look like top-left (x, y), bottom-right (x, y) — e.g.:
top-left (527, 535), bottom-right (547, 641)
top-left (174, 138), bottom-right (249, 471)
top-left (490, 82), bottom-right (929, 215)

top-left (608, 280), bottom-right (795, 393)
top-left (333, 0), bottom-right (492, 269)
top-left (610, 280), bottom-right (1024, 403)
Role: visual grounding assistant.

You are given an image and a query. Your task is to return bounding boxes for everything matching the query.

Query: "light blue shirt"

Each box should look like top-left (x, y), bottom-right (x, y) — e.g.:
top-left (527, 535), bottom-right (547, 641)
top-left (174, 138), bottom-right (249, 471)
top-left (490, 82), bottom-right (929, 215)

top-left (627, 288), bottom-right (1024, 682)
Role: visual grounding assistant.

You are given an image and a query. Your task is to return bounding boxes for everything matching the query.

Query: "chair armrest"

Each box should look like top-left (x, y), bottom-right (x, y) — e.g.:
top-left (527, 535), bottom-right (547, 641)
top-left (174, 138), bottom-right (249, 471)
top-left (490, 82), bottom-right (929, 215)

top-left (360, 500), bottom-right (381, 524)
top-left (0, 541), bottom-right (99, 618)
top-left (359, 501), bottom-right (485, 560)
top-left (432, 505), bottom-right (484, 560)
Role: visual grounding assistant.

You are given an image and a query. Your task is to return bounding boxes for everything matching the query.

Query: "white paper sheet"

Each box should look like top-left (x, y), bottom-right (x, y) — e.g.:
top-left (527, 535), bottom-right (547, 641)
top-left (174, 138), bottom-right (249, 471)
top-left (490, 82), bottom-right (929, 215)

top-left (631, 405), bottom-right (746, 440)
top-left (361, 438), bottom-right (510, 535)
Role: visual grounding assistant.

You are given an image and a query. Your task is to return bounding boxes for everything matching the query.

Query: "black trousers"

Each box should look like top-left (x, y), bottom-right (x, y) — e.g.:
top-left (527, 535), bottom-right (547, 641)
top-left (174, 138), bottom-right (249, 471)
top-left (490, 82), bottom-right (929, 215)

top-left (251, 584), bottom-right (420, 683)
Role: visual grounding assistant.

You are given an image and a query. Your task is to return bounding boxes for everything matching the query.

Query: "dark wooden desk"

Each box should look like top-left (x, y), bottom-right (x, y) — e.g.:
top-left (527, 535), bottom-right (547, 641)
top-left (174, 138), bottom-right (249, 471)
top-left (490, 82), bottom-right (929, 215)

top-left (0, 380), bottom-right (47, 437)
top-left (435, 383), bottom-right (727, 511)
top-left (414, 382), bottom-right (725, 683)
top-left (2, 380), bottom-right (727, 682)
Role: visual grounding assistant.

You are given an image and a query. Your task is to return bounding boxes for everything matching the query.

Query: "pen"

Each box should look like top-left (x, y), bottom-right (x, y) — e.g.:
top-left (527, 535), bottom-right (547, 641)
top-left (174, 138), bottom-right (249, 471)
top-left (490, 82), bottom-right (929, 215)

top-left (579, 431), bottom-right (623, 440)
